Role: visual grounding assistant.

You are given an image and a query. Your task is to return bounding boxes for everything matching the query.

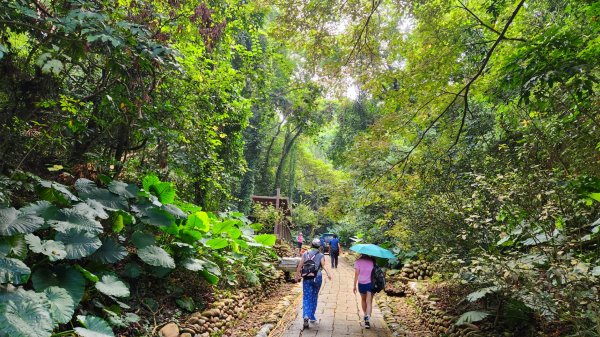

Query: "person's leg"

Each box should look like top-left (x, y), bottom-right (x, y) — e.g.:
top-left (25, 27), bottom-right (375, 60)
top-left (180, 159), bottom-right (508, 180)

top-left (333, 251), bottom-right (339, 268)
top-left (302, 280), bottom-right (311, 320)
top-left (360, 292), bottom-right (367, 315)
top-left (309, 274), bottom-right (323, 320)
top-left (366, 291), bottom-right (373, 317)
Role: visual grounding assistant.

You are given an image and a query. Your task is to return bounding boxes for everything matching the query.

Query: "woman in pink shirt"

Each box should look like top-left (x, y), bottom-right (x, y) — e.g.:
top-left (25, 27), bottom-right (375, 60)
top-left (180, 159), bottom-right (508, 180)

top-left (353, 254), bottom-right (375, 329)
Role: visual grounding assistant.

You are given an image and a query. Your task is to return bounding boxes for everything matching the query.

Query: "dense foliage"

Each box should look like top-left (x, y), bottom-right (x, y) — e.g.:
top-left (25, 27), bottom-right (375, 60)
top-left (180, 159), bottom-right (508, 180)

top-left (2, 0), bottom-right (599, 335)
top-left (0, 172), bottom-right (276, 336)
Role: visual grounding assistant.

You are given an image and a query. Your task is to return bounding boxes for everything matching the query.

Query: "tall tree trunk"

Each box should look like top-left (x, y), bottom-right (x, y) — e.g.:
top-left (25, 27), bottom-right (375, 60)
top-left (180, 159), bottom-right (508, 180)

top-left (273, 125), bottom-right (303, 191)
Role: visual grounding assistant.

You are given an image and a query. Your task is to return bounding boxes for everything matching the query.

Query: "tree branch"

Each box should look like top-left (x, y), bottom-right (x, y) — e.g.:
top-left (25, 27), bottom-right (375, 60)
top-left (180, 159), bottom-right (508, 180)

top-left (369, 0), bottom-right (526, 185)
top-left (458, 0), bottom-right (527, 42)
top-left (344, 0), bottom-right (382, 67)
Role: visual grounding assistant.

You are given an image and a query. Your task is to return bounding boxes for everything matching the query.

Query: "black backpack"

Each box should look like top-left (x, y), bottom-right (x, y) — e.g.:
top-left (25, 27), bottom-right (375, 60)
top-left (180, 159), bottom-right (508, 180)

top-left (301, 252), bottom-right (320, 279)
top-left (371, 264), bottom-right (385, 293)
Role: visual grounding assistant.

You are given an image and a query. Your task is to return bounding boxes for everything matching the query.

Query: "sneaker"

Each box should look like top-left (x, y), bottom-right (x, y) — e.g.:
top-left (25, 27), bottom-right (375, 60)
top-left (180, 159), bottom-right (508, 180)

top-left (309, 319), bottom-right (317, 324)
top-left (364, 316), bottom-right (371, 329)
top-left (303, 318), bottom-right (309, 329)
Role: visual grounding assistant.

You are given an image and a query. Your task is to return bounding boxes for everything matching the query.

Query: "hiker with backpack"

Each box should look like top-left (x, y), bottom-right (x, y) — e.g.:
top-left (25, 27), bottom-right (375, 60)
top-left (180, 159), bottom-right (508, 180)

top-left (329, 234), bottom-right (341, 269)
top-left (353, 254), bottom-right (384, 329)
top-left (295, 238), bottom-right (333, 329)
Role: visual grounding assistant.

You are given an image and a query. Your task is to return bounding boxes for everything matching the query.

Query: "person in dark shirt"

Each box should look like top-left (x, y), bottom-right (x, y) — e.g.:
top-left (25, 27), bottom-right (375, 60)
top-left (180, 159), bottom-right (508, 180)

top-left (329, 234), bottom-right (341, 269)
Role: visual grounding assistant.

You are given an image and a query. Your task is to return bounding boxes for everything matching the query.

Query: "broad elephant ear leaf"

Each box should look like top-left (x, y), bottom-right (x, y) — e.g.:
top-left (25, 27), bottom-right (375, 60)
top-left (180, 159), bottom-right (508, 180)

top-left (49, 209), bottom-right (103, 234)
top-left (55, 230), bottom-right (102, 259)
top-left (254, 234), bottom-right (277, 247)
top-left (187, 212), bottom-right (210, 232)
top-left (137, 245), bottom-right (175, 268)
top-left (44, 286), bottom-right (75, 324)
top-left (141, 207), bottom-right (175, 227)
top-left (205, 238), bottom-right (228, 250)
top-left (75, 315), bottom-right (115, 337)
top-left (182, 258), bottom-right (207, 272)
top-left (20, 200), bottom-right (59, 220)
top-left (0, 299), bottom-right (54, 337)
top-left (72, 200), bottom-right (109, 220)
top-left (36, 178), bottom-right (79, 204)
top-left (75, 178), bottom-right (127, 211)
top-left (32, 265), bottom-right (86, 305)
top-left (0, 235), bottom-right (27, 259)
top-left (24, 234), bottom-right (67, 261)
top-left (455, 311), bottom-right (490, 325)
top-left (200, 270), bottom-right (219, 285)
top-left (0, 257), bottom-right (30, 284)
top-left (95, 275), bottom-right (130, 298)
top-left (90, 237), bottom-right (128, 264)
top-left (108, 181), bottom-right (139, 199)
top-left (0, 207), bottom-right (45, 235)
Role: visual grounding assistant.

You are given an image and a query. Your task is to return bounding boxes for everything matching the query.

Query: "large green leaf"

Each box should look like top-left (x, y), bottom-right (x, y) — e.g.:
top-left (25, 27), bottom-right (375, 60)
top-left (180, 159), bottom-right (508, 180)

top-left (162, 204), bottom-right (187, 219)
top-left (36, 179), bottom-right (78, 204)
top-left (205, 238), bottom-right (228, 250)
top-left (75, 179), bottom-right (127, 211)
top-left (32, 265), bottom-right (85, 305)
top-left (455, 311), bottom-right (490, 325)
top-left (95, 275), bottom-right (129, 298)
top-left (0, 207), bottom-right (45, 236)
top-left (212, 219), bottom-right (239, 234)
top-left (142, 175), bottom-right (160, 192)
top-left (90, 237), bottom-right (128, 264)
top-left (0, 257), bottom-right (30, 284)
top-left (466, 286), bottom-right (499, 302)
top-left (73, 200), bottom-right (109, 220)
top-left (254, 234), bottom-right (277, 247)
top-left (149, 183), bottom-right (175, 204)
top-left (200, 270), bottom-right (219, 285)
top-left (137, 245), bottom-right (175, 268)
top-left (0, 299), bottom-right (53, 337)
top-left (20, 201), bottom-right (58, 220)
top-left (75, 315), bottom-right (115, 337)
top-left (49, 209), bottom-right (103, 234)
top-left (141, 207), bottom-right (175, 227)
top-left (55, 230), bottom-right (102, 259)
top-left (107, 181), bottom-right (139, 199)
top-left (74, 179), bottom-right (97, 195)
top-left (181, 258), bottom-right (207, 272)
top-left (44, 286), bottom-right (75, 324)
top-left (24, 234), bottom-right (67, 261)
top-left (74, 265), bottom-right (99, 282)
top-left (187, 212), bottom-right (210, 232)
top-left (0, 235), bottom-right (27, 259)
top-left (122, 263), bottom-right (142, 278)
top-left (0, 239), bottom-right (9, 257)
top-left (131, 231), bottom-right (155, 248)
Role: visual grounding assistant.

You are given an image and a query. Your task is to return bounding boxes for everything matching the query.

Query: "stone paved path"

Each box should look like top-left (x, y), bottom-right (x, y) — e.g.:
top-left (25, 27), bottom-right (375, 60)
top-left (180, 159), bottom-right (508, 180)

top-left (279, 254), bottom-right (391, 337)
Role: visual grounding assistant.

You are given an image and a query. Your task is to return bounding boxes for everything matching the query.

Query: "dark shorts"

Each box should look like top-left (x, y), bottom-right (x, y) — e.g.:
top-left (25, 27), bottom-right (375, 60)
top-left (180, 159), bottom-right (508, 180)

top-left (358, 283), bottom-right (372, 294)
top-left (297, 242), bottom-right (302, 248)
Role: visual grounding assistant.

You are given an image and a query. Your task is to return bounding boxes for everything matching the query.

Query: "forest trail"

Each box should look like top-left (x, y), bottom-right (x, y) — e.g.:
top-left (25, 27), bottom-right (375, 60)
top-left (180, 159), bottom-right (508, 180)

top-left (275, 255), bottom-right (391, 337)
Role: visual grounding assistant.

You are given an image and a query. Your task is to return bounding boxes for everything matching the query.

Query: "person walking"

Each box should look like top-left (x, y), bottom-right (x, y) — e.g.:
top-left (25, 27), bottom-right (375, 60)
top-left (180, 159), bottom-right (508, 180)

top-left (296, 238), bottom-right (332, 329)
top-left (353, 254), bottom-right (375, 329)
top-left (296, 232), bottom-right (303, 256)
top-left (329, 234), bottom-right (341, 269)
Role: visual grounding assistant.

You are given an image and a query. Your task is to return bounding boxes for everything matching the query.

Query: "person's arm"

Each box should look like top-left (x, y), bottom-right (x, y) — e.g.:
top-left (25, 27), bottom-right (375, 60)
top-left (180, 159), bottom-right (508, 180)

top-left (295, 256), bottom-right (304, 280)
top-left (337, 242), bottom-right (342, 254)
top-left (353, 267), bottom-right (359, 294)
top-left (321, 256), bottom-right (332, 280)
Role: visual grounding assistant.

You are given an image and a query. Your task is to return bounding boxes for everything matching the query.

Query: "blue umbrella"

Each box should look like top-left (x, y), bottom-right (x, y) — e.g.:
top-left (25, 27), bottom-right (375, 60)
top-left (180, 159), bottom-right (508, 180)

top-left (350, 244), bottom-right (396, 259)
